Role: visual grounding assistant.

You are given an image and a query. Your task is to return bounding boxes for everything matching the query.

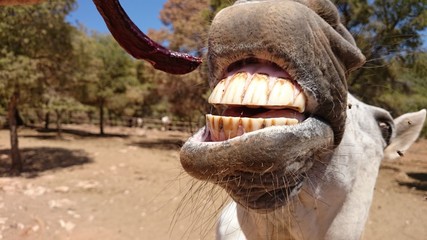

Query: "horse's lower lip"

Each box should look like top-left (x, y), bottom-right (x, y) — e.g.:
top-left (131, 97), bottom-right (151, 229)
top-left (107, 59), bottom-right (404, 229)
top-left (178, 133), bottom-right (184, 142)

top-left (180, 117), bottom-right (334, 184)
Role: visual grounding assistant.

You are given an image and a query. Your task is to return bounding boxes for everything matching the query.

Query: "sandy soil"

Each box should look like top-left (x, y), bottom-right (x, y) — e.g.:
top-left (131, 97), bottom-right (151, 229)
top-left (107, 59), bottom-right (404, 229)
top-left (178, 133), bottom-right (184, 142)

top-left (0, 127), bottom-right (426, 240)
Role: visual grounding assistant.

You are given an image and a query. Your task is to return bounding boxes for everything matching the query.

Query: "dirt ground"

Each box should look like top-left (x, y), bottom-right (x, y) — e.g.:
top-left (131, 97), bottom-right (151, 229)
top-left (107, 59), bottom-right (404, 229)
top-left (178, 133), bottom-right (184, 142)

top-left (0, 126), bottom-right (426, 240)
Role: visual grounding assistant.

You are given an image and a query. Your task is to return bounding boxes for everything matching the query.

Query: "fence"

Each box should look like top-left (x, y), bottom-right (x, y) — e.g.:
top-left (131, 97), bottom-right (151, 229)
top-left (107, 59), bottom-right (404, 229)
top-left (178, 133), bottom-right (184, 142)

top-left (1, 110), bottom-right (206, 134)
top-left (132, 118), bottom-right (203, 133)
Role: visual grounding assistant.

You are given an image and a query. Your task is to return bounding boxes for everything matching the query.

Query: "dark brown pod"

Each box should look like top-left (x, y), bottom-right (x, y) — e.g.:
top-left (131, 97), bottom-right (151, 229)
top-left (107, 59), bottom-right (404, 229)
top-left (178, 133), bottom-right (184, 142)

top-left (93, 0), bottom-right (202, 75)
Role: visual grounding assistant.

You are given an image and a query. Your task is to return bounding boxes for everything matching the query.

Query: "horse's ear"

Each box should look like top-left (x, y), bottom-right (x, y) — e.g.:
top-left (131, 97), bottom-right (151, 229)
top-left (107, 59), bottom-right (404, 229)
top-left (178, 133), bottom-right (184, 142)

top-left (384, 109), bottom-right (426, 160)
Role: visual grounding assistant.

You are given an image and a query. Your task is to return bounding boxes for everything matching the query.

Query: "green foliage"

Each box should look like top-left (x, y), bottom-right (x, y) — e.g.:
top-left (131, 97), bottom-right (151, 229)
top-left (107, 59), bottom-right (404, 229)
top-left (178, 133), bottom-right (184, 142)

top-left (0, 50), bottom-right (40, 101)
top-left (70, 32), bottom-right (139, 133)
top-left (205, 0), bottom-right (232, 21)
top-left (0, 1), bottom-right (76, 173)
top-left (333, 0), bottom-right (427, 136)
top-left (380, 53), bottom-right (427, 136)
top-left (132, 61), bottom-right (163, 117)
top-left (0, 0), bottom-right (77, 124)
top-left (156, 0), bottom-right (210, 55)
top-left (0, 1), bottom-right (76, 56)
top-left (71, 32), bottom-right (138, 105)
top-left (94, 34), bottom-right (138, 111)
top-left (333, 0), bottom-right (427, 101)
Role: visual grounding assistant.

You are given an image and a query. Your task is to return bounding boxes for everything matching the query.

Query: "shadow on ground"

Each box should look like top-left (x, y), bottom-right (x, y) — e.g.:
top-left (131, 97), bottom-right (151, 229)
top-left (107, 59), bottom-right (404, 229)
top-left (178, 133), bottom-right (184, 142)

top-left (398, 172), bottom-right (427, 191)
top-left (0, 147), bottom-right (93, 177)
top-left (20, 127), bottom-right (128, 140)
top-left (129, 138), bottom-right (185, 150)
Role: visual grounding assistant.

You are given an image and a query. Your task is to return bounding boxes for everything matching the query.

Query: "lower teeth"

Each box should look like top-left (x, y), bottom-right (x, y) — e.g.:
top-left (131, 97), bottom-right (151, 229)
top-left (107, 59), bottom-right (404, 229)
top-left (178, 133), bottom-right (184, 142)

top-left (206, 114), bottom-right (299, 141)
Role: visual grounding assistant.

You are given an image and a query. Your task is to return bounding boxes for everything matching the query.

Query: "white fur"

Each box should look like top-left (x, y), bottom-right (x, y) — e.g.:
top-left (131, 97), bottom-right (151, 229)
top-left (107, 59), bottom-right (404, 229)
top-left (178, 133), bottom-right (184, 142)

top-left (217, 94), bottom-right (426, 240)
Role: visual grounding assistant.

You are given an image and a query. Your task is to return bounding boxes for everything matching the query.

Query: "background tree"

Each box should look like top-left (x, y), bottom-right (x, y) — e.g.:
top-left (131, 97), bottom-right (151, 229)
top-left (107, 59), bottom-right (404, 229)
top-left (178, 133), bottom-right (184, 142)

top-left (148, 0), bottom-right (211, 125)
top-left (75, 34), bottom-right (137, 135)
top-left (381, 53), bottom-right (427, 134)
top-left (45, 94), bottom-right (84, 137)
top-left (205, 0), bottom-right (232, 21)
top-left (69, 27), bottom-right (102, 125)
top-left (0, 52), bottom-right (39, 174)
top-left (0, 0), bottom-right (44, 5)
top-left (133, 61), bottom-right (163, 118)
top-left (0, 0), bottom-right (76, 174)
top-left (333, 0), bottom-right (427, 105)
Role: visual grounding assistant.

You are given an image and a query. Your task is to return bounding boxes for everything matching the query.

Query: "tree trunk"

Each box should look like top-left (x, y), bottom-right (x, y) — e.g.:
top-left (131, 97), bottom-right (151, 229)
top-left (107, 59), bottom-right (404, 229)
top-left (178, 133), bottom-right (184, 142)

top-left (55, 110), bottom-right (63, 138)
top-left (99, 102), bottom-right (105, 135)
top-left (108, 110), bottom-right (113, 126)
top-left (188, 116), bottom-right (193, 135)
top-left (67, 111), bottom-right (72, 124)
top-left (35, 110), bottom-right (44, 126)
top-left (44, 111), bottom-right (50, 129)
top-left (87, 111), bottom-right (93, 124)
top-left (8, 91), bottom-right (22, 175)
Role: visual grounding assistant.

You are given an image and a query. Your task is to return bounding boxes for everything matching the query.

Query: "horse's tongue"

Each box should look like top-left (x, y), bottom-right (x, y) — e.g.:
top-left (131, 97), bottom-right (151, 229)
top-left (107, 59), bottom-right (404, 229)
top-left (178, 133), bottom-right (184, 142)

top-left (252, 109), bottom-right (306, 122)
top-left (222, 108), bottom-right (305, 121)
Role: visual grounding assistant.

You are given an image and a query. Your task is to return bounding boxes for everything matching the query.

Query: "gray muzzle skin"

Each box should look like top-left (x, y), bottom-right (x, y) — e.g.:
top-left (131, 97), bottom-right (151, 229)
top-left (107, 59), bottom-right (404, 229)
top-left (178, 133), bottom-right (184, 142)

top-left (180, 0), bottom-right (365, 211)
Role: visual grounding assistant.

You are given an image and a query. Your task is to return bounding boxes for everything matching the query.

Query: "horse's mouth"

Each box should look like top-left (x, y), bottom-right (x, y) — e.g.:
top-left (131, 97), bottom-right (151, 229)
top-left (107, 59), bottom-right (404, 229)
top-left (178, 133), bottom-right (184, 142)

top-left (179, 59), bottom-right (333, 211)
top-left (206, 59), bottom-right (310, 142)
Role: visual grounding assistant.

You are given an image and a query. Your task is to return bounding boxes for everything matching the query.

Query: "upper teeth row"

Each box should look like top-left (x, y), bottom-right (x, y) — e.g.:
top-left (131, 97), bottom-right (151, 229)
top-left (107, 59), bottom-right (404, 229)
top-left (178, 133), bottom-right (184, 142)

top-left (208, 72), bottom-right (306, 112)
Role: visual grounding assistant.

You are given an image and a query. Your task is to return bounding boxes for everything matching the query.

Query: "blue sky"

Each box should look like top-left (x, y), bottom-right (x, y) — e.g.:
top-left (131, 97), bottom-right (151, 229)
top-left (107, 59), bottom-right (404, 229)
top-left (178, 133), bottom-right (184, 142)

top-left (68, 0), bottom-right (426, 49)
top-left (67, 0), bottom-right (168, 33)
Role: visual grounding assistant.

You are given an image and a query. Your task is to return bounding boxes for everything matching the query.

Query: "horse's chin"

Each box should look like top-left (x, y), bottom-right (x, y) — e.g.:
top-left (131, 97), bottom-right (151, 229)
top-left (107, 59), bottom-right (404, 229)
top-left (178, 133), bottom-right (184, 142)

top-left (180, 117), bottom-right (334, 211)
top-left (226, 173), bottom-right (305, 212)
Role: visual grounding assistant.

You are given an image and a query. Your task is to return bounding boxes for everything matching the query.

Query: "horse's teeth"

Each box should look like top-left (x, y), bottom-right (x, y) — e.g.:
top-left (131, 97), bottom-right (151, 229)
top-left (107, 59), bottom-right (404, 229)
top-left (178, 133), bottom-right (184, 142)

top-left (242, 73), bottom-right (269, 106)
top-left (206, 114), bottom-right (300, 141)
top-left (264, 118), bottom-right (274, 127)
top-left (294, 92), bottom-right (306, 112)
top-left (267, 79), bottom-right (294, 107)
top-left (274, 118), bottom-right (288, 125)
top-left (207, 114), bottom-right (220, 140)
top-left (223, 116), bottom-right (240, 139)
top-left (287, 118), bottom-right (299, 125)
top-left (222, 73), bottom-right (248, 104)
top-left (241, 117), bottom-right (264, 132)
top-left (208, 71), bottom-right (306, 112)
top-left (208, 79), bottom-right (226, 104)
